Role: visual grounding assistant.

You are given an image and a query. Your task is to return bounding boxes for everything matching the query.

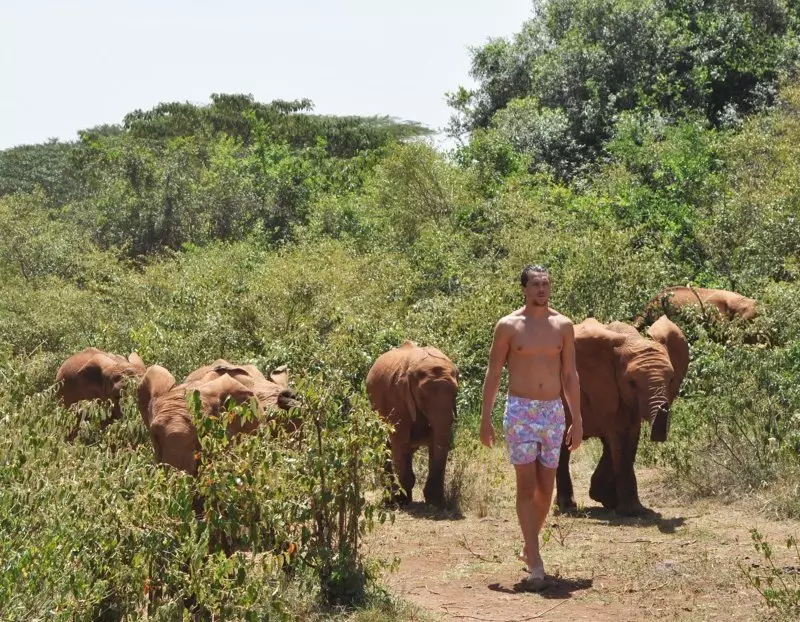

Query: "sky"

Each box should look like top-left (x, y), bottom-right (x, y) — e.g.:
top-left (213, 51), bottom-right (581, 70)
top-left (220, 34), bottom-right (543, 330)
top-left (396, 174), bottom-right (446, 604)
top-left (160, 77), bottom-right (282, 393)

top-left (0, 0), bottom-right (534, 150)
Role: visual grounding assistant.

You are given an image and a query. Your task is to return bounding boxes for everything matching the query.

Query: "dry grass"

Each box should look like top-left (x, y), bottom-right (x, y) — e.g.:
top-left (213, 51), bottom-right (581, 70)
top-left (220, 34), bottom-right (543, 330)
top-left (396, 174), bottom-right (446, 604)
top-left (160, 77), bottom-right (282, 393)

top-left (368, 437), bottom-right (800, 621)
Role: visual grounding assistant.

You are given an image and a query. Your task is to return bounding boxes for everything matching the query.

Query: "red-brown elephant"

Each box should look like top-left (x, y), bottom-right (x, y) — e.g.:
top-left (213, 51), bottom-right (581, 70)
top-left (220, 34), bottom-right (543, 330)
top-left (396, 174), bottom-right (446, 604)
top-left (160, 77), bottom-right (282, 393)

top-left (366, 341), bottom-right (459, 507)
top-left (55, 347), bottom-right (147, 440)
top-left (556, 316), bottom-right (688, 516)
top-left (137, 360), bottom-right (300, 475)
top-left (634, 285), bottom-right (757, 328)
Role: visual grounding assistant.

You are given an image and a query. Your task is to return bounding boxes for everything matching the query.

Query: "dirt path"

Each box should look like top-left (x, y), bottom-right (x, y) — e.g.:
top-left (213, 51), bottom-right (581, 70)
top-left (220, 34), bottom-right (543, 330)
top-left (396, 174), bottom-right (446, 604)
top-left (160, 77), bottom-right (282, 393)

top-left (364, 445), bottom-right (800, 621)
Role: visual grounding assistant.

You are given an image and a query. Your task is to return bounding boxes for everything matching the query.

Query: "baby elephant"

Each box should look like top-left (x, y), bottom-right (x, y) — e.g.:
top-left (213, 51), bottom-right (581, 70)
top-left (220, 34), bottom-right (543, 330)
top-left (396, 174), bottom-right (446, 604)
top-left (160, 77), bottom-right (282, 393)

top-left (56, 347), bottom-right (147, 440)
top-left (137, 360), bottom-right (300, 475)
top-left (557, 316), bottom-right (688, 516)
top-left (366, 341), bottom-right (459, 507)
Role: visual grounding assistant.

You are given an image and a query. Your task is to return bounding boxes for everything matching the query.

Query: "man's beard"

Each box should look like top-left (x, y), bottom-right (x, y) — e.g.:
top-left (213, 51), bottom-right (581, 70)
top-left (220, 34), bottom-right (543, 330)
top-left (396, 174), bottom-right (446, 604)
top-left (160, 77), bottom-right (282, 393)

top-left (530, 298), bottom-right (549, 307)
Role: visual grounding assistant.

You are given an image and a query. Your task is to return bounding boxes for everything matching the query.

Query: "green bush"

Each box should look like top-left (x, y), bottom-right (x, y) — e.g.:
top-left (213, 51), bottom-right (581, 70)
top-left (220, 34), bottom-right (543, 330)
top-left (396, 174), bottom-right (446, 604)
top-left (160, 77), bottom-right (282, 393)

top-left (0, 358), bottom-right (394, 619)
top-left (741, 529), bottom-right (800, 619)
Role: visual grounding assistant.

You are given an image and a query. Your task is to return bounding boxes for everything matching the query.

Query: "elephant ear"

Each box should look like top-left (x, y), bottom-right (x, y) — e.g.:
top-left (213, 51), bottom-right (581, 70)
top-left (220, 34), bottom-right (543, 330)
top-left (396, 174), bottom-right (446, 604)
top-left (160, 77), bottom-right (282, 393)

top-left (574, 319), bottom-right (627, 416)
top-left (211, 360), bottom-right (251, 377)
top-left (138, 365), bottom-right (176, 428)
top-left (269, 365), bottom-right (289, 388)
top-left (127, 352), bottom-right (146, 374)
top-left (647, 315), bottom-right (689, 402)
top-left (77, 358), bottom-right (105, 392)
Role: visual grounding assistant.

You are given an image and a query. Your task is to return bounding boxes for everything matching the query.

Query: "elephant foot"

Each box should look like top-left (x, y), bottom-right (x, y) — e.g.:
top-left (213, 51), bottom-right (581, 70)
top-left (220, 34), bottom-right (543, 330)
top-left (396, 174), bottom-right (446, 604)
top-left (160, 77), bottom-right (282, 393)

top-left (423, 483), bottom-right (445, 508)
top-left (615, 500), bottom-right (649, 517)
top-left (384, 494), bottom-right (411, 509)
top-left (589, 491), bottom-right (618, 509)
top-left (556, 495), bottom-right (577, 514)
top-left (389, 487), bottom-right (412, 507)
top-left (589, 481), bottom-right (618, 509)
top-left (423, 492), bottom-right (445, 508)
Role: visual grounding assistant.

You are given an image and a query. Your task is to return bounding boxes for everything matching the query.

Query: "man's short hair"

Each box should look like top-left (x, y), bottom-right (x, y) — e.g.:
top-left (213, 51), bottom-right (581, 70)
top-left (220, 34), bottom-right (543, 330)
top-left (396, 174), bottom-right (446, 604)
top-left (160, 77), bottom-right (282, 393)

top-left (520, 265), bottom-right (550, 286)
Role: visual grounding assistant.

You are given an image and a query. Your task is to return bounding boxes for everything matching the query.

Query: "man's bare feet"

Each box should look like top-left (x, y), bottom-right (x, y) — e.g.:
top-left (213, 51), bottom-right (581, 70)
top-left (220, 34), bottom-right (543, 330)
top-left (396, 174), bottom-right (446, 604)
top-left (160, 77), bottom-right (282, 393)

top-left (528, 559), bottom-right (545, 580)
top-left (518, 547), bottom-right (545, 580)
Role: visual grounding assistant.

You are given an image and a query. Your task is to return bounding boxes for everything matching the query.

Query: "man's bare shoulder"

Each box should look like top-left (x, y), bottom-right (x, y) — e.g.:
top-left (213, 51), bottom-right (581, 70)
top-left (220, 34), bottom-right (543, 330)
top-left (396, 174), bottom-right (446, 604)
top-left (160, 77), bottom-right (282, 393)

top-left (491, 310), bottom-right (524, 340)
top-left (547, 308), bottom-right (575, 329)
top-left (550, 313), bottom-right (576, 343)
top-left (497, 307), bottom-right (526, 325)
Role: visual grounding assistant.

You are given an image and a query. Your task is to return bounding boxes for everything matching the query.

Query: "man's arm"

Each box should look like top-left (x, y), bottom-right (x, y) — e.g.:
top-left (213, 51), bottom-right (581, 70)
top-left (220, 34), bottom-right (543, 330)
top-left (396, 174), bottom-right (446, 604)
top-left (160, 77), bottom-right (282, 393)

top-left (480, 319), bottom-right (511, 448)
top-left (560, 320), bottom-right (583, 451)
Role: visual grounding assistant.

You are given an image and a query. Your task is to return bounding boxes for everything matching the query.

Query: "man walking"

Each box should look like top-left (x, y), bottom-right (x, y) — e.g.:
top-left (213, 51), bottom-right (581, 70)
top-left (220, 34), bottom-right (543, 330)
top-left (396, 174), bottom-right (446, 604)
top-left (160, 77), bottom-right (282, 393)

top-left (480, 265), bottom-right (582, 586)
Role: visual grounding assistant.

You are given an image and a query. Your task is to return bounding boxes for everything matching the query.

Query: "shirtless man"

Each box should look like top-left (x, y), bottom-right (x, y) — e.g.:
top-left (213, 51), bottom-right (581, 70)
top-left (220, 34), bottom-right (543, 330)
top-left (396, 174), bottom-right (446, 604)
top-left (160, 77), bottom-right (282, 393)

top-left (480, 265), bottom-right (582, 585)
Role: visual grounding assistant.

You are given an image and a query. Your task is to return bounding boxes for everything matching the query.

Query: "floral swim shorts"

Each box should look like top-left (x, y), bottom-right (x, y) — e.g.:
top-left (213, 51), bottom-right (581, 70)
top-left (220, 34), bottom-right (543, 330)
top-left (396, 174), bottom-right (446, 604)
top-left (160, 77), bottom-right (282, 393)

top-left (502, 395), bottom-right (566, 469)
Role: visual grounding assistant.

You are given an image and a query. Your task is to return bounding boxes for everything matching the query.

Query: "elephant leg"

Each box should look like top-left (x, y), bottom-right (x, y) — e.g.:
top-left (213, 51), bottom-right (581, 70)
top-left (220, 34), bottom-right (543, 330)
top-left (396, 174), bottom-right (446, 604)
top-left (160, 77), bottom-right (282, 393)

top-left (611, 426), bottom-right (646, 516)
top-left (388, 421), bottom-right (414, 505)
top-left (556, 440), bottom-right (577, 512)
top-left (66, 416), bottom-right (80, 442)
top-left (424, 425), bottom-right (450, 507)
top-left (589, 439), bottom-right (618, 508)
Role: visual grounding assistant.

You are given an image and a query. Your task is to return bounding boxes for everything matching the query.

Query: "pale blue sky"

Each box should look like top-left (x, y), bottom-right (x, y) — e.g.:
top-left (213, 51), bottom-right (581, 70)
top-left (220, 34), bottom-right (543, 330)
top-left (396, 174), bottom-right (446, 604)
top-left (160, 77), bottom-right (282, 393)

top-left (0, 0), bottom-right (533, 149)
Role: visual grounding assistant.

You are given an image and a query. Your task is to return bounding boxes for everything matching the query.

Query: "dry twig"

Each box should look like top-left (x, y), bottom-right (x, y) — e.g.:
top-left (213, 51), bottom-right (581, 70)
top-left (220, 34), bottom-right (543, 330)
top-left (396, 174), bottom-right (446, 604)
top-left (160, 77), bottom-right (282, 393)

top-left (456, 536), bottom-right (501, 563)
top-left (446, 599), bottom-right (566, 620)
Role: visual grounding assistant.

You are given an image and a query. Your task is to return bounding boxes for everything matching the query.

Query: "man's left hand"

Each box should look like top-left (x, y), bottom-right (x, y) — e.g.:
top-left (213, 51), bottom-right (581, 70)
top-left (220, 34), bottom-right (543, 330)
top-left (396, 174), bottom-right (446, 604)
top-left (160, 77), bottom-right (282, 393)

top-left (566, 421), bottom-right (583, 452)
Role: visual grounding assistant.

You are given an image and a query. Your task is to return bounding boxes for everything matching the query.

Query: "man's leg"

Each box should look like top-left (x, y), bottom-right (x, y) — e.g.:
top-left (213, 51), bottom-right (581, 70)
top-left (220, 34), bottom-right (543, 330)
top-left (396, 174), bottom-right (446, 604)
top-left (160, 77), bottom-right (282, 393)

top-left (530, 463), bottom-right (557, 575)
top-left (513, 461), bottom-right (538, 573)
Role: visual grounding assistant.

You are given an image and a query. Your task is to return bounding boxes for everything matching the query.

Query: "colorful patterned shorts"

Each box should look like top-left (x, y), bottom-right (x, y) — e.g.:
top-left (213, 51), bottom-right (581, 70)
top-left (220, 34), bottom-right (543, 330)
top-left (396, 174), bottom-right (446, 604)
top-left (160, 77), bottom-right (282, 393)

top-left (502, 395), bottom-right (566, 469)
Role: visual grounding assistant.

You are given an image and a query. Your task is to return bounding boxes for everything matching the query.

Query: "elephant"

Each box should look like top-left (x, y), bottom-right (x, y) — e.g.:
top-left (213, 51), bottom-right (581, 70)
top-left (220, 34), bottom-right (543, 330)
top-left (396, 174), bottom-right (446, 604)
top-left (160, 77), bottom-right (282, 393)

top-left (634, 285), bottom-right (757, 329)
top-left (137, 361), bottom-right (301, 475)
top-left (55, 347), bottom-right (147, 440)
top-left (365, 341), bottom-right (459, 507)
top-left (556, 316), bottom-right (688, 516)
top-left (182, 359), bottom-right (300, 432)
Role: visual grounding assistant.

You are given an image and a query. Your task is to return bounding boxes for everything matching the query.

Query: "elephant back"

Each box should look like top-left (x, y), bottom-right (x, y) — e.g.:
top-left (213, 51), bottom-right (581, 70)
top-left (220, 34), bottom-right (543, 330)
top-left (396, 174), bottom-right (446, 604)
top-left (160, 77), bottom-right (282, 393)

top-left (366, 342), bottom-right (458, 424)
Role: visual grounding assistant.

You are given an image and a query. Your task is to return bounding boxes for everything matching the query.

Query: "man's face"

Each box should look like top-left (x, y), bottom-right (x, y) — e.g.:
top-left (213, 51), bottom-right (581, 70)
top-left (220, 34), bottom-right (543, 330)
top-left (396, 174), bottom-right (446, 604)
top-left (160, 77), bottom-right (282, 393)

top-left (523, 274), bottom-right (551, 307)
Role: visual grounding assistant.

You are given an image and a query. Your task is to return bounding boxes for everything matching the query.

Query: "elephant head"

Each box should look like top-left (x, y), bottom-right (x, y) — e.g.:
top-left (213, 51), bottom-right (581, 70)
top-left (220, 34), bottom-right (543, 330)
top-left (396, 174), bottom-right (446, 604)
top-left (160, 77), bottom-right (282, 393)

top-left (184, 360), bottom-right (302, 430)
top-left (139, 361), bottom-right (301, 475)
top-left (724, 292), bottom-right (758, 321)
top-left (137, 365), bottom-right (177, 429)
top-left (576, 319), bottom-right (675, 442)
top-left (607, 321), bottom-right (676, 442)
top-left (138, 365), bottom-right (260, 475)
top-left (56, 347), bottom-right (148, 439)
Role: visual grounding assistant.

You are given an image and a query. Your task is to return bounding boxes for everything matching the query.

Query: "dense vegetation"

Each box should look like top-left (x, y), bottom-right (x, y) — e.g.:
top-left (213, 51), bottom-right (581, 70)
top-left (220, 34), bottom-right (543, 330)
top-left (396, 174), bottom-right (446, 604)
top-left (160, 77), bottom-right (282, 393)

top-left (2, 0), bottom-right (800, 618)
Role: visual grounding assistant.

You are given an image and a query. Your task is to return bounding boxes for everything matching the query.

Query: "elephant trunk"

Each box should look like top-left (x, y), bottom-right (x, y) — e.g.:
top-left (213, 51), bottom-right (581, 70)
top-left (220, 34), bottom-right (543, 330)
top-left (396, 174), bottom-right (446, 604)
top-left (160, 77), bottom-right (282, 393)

top-left (642, 389), bottom-right (670, 442)
top-left (650, 402), bottom-right (670, 442)
top-left (277, 389), bottom-right (301, 411)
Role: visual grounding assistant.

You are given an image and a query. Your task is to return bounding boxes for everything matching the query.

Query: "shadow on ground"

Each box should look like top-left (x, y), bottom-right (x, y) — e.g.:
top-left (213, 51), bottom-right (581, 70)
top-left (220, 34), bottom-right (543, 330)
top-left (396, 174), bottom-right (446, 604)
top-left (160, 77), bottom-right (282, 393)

top-left (393, 500), bottom-right (465, 521)
top-left (557, 505), bottom-right (685, 533)
top-left (488, 575), bottom-right (593, 598)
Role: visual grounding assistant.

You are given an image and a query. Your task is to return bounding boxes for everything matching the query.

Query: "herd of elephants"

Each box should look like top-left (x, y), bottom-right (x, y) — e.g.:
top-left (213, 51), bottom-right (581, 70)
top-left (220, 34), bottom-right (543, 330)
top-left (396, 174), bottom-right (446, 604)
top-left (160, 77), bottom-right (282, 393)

top-left (54, 285), bottom-right (759, 518)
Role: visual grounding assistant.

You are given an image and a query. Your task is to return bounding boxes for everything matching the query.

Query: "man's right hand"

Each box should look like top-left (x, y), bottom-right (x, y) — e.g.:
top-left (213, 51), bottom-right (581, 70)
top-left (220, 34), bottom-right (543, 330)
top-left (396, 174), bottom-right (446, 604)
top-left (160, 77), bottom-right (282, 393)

top-left (480, 418), bottom-right (495, 448)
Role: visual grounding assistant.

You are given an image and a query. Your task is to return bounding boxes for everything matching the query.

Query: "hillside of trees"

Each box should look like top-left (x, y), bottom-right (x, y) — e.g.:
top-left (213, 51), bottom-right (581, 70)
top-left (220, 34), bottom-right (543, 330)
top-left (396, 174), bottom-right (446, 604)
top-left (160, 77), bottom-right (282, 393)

top-left (2, 0), bottom-right (800, 618)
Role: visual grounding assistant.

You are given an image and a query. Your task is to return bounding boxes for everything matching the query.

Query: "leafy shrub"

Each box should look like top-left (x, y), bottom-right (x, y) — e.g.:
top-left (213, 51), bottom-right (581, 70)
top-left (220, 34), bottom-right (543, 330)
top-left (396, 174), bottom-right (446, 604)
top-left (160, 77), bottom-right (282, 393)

top-left (741, 529), bottom-right (800, 619)
top-left (0, 359), bottom-right (394, 619)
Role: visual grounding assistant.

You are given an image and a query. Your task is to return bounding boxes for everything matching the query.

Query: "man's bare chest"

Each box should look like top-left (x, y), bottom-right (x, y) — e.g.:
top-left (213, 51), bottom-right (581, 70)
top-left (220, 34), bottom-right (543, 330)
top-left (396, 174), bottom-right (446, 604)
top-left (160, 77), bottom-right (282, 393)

top-left (510, 323), bottom-right (563, 356)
